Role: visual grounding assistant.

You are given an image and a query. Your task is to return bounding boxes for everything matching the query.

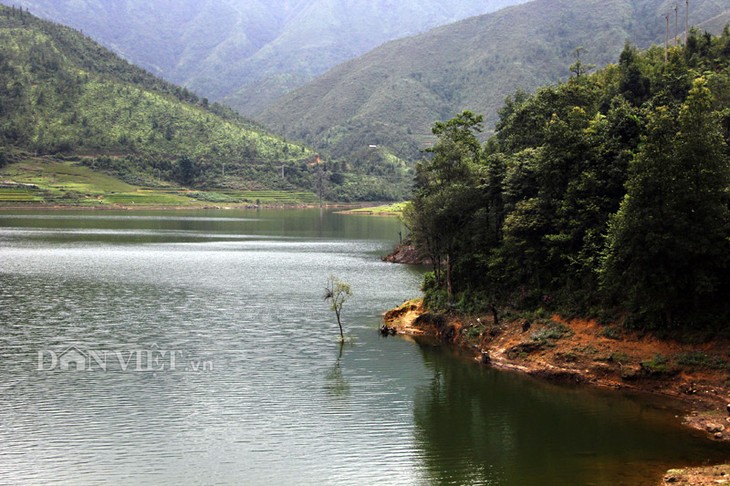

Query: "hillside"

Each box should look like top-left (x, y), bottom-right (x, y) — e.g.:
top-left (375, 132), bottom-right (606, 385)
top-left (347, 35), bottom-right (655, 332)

top-left (261, 0), bottom-right (730, 162)
top-left (1, 0), bottom-right (527, 116)
top-left (0, 6), bottom-right (415, 200)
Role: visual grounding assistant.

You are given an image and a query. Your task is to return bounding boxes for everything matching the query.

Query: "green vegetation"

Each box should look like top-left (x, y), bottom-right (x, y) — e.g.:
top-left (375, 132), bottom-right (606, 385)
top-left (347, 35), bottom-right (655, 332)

top-left (640, 354), bottom-right (677, 377)
top-left (405, 30), bottom-right (730, 332)
top-left (263, 0), bottom-right (730, 164)
top-left (0, 158), bottom-right (321, 206)
top-left (531, 322), bottom-right (573, 346)
top-left (344, 202), bottom-right (407, 215)
top-left (5, 0), bottom-right (520, 116)
top-left (600, 327), bottom-right (622, 341)
top-left (675, 352), bottom-right (730, 371)
top-left (0, 6), bottom-right (412, 201)
top-left (0, 186), bottom-right (42, 202)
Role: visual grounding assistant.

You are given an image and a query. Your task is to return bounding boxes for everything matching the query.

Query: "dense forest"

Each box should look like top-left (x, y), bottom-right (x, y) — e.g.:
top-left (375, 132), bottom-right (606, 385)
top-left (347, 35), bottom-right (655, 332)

top-left (406, 29), bottom-right (730, 331)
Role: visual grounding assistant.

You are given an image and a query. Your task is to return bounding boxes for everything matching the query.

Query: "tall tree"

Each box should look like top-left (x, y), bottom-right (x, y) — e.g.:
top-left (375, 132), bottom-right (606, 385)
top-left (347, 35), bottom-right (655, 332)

top-left (408, 111), bottom-right (483, 301)
top-left (602, 78), bottom-right (730, 327)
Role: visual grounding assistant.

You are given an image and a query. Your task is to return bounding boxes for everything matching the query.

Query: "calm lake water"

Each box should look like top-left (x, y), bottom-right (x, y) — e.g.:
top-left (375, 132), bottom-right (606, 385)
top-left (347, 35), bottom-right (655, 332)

top-left (0, 208), bottom-right (728, 485)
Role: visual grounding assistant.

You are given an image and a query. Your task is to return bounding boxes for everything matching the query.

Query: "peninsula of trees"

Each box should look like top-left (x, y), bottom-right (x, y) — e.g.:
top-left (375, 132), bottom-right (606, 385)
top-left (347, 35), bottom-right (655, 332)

top-left (405, 29), bottom-right (730, 331)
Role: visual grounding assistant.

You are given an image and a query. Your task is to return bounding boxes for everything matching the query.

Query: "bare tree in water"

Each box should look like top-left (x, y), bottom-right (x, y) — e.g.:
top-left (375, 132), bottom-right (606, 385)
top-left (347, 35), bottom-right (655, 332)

top-left (323, 275), bottom-right (351, 341)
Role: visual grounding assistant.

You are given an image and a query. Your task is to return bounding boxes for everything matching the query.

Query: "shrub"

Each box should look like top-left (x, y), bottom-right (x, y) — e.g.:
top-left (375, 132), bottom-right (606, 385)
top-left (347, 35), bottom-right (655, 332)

top-left (463, 324), bottom-right (485, 340)
top-left (640, 354), bottom-right (677, 377)
top-left (675, 352), bottom-right (730, 371)
top-left (600, 326), bottom-right (622, 340)
top-left (531, 321), bottom-right (573, 345)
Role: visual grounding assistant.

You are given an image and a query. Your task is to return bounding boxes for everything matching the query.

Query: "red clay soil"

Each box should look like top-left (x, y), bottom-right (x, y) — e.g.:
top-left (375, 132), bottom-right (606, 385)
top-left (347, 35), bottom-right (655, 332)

top-left (662, 464), bottom-right (730, 485)
top-left (384, 299), bottom-right (730, 484)
top-left (384, 299), bottom-right (730, 436)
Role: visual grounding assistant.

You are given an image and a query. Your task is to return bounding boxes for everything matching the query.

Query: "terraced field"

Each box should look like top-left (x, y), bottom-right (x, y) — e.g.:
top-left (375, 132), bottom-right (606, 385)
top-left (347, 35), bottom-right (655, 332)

top-left (0, 158), bottom-right (320, 207)
top-left (228, 191), bottom-right (320, 204)
top-left (0, 187), bottom-right (44, 202)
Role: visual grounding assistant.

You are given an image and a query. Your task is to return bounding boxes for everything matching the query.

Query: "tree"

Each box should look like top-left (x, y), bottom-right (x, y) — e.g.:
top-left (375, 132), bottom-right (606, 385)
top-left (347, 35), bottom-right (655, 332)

top-left (601, 78), bottom-right (730, 327)
top-left (569, 47), bottom-right (594, 78)
top-left (409, 111), bottom-right (483, 301)
top-left (618, 43), bottom-right (651, 105)
top-left (177, 154), bottom-right (195, 186)
top-left (323, 275), bottom-right (352, 341)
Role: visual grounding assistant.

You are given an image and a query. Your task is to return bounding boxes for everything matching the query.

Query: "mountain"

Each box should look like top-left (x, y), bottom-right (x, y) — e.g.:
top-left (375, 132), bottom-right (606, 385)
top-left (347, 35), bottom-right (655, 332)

top-left (1, 0), bottom-right (527, 116)
top-left (261, 0), bottom-right (730, 162)
top-left (0, 5), bottom-right (315, 192)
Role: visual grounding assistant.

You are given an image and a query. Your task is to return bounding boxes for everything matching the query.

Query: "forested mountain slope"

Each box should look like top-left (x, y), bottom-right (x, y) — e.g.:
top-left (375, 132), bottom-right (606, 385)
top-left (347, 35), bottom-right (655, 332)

top-left (261, 0), bottom-right (730, 162)
top-left (1, 0), bottom-right (526, 115)
top-left (0, 6), bottom-right (314, 191)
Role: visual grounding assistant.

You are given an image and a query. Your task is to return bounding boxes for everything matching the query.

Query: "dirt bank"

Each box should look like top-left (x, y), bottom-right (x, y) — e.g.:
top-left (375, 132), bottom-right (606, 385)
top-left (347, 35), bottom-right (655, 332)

top-left (662, 464), bottom-right (730, 485)
top-left (384, 299), bottom-right (730, 437)
top-left (384, 300), bottom-right (730, 484)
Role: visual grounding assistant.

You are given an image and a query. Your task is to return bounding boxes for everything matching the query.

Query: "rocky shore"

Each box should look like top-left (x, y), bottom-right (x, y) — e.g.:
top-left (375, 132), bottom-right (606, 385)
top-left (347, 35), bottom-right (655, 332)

top-left (381, 241), bottom-right (431, 265)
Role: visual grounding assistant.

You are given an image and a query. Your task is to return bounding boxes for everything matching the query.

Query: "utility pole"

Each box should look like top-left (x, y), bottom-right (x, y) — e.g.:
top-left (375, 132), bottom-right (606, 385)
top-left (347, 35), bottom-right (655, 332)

top-left (664, 13), bottom-right (670, 61)
top-left (674, 4), bottom-right (679, 46)
top-left (685, 0), bottom-right (689, 46)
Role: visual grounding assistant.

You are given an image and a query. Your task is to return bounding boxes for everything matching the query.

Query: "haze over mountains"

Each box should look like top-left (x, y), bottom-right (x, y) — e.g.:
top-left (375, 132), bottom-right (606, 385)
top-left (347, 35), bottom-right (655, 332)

top-left (261, 0), bottom-right (730, 161)
top-left (2, 0), bottom-right (527, 116)
top-left (4, 0), bottom-right (729, 168)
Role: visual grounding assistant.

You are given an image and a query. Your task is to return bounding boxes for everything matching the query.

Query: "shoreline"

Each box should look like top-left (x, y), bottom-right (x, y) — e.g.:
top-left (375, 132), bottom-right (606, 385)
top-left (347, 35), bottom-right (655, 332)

top-left (0, 202), bottom-right (368, 212)
top-left (383, 299), bottom-right (730, 484)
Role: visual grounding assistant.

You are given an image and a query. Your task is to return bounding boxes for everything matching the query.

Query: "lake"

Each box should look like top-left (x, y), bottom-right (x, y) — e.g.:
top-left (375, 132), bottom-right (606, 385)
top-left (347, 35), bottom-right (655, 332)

top-left (0, 208), bottom-right (728, 485)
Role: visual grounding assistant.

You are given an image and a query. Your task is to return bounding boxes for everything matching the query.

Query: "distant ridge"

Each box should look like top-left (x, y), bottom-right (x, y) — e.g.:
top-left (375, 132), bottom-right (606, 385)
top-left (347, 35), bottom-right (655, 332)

top-left (0, 0), bottom-right (527, 116)
top-left (0, 5), bottom-right (416, 200)
top-left (261, 0), bottom-right (730, 162)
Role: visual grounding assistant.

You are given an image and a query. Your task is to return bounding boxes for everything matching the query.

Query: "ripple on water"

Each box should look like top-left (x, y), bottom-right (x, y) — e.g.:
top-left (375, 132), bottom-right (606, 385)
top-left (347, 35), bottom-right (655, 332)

top-left (0, 210), bottom-right (728, 485)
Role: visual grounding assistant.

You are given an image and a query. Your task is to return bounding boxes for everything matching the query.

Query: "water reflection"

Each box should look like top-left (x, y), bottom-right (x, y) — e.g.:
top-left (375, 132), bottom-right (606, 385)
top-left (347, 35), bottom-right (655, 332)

top-left (324, 342), bottom-right (351, 399)
top-left (412, 341), bottom-right (730, 486)
top-left (0, 209), bottom-right (728, 485)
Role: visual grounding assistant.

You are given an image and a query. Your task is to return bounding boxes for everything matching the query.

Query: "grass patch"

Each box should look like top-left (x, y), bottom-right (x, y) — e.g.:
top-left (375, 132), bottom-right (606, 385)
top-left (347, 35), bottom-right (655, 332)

top-left (600, 326), bottom-right (622, 340)
top-left (186, 191), bottom-right (241, 203)
top-left (344, 202), bottom-right (407, 215)
top-left (0, 158), bottom-right (320, 206)
top-left (103, 191), bottom-right (194, 205)
top-left (675, 352), bottom-right (730, 371)
top-left (1, 159), bottom-right (136, 194)
top-left (229, 190), bottom-right (319, 204)
top-left (462, 324), bottom-right (485, 340)
top-left (640, 354), bottom-right (678, 377)
top-left (507, 321), bottom-right (574, 359)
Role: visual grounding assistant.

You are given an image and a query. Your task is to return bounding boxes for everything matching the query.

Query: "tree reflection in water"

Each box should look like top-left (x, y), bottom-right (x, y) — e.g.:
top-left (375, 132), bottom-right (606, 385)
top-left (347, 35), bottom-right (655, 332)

top-left (325, 341), bottom-right (351, 399)
top-left (411, 341), bottom-right (730, 486)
